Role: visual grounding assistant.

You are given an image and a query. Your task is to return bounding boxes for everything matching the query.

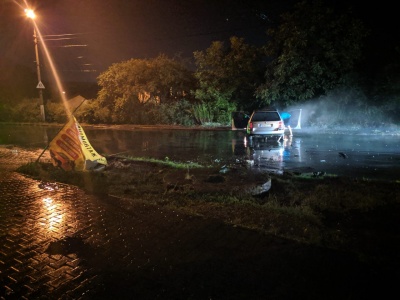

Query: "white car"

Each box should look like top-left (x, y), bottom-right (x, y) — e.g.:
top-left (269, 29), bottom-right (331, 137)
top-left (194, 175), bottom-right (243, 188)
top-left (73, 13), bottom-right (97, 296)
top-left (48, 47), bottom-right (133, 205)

top-left (246, 108), bottom-right (285, 144)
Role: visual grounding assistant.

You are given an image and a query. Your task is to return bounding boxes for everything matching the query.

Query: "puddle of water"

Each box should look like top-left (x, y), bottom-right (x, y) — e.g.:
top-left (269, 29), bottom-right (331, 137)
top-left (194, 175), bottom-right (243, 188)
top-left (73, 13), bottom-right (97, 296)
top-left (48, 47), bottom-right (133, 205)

top-left (1, 125), bottom-right (399, 180)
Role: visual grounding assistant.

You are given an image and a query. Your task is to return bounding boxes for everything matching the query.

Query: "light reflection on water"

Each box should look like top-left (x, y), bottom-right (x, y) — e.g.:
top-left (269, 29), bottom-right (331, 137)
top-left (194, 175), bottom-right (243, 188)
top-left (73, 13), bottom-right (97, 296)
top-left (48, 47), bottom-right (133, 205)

top-left (1, 124), bottom-right (399, 180)
top-left (27, 182), bottom-right (73, 240)
top-left (41, 197), bottom-right (64, 234)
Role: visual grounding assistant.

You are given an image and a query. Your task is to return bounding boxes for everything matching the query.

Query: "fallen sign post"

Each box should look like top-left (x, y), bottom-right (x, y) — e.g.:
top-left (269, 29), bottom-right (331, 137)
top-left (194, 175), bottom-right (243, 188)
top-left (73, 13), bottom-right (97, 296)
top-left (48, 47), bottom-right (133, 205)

top-left (35, 100), bottom-right (107, 171)
top-left (48, 116), bottom-right (107, 171)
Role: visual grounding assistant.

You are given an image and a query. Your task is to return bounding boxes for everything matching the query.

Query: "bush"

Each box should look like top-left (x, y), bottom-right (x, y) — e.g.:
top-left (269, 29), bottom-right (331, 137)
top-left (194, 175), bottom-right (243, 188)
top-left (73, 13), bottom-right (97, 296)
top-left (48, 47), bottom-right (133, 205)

top-left (158, 100), bottom-right (195, 126)
top-left (6, 98), bottom-right (42, 122)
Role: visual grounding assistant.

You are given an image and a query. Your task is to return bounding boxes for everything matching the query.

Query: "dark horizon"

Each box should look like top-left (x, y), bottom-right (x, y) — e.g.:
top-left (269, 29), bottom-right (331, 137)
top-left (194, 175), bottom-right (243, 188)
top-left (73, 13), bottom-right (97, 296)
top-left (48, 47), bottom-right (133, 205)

top-left (1, 0), bottom-right (398, 89)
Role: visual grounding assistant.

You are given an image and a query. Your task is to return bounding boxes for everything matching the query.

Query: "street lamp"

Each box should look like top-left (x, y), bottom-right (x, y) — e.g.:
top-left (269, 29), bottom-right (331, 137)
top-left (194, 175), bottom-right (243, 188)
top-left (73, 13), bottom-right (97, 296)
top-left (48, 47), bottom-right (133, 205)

top-left (25, 8), bottom-right (46, 122)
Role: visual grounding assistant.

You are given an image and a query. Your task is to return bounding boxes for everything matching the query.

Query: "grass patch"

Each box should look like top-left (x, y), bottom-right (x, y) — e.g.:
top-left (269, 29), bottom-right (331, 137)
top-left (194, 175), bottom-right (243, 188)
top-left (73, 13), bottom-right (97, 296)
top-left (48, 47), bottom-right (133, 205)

top-left (115, 155), bottom-right (205, 169)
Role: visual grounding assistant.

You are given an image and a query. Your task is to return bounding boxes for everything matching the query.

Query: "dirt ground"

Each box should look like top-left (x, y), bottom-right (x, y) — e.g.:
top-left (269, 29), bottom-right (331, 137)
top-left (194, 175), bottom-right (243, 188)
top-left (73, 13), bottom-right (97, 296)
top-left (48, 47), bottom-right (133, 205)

top-left (88, 155), bottom-right (400, 299)
top-left (105, 156), bottom-right (272, 195)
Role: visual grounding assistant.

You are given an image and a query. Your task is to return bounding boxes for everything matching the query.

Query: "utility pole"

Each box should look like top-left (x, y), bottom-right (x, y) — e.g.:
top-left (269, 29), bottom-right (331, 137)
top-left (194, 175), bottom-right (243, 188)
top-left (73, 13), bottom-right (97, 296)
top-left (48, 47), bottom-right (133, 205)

top-left (33, 27), bottom-right (46, 122)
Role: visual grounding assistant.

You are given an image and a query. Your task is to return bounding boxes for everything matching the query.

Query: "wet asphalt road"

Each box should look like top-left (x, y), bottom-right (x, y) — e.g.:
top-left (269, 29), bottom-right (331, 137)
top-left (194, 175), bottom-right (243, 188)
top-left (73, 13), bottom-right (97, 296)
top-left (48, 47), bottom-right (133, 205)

top-left (0, 141), bottom-right (399, 299)
top-left (0, 148), bottom-right (272, 299)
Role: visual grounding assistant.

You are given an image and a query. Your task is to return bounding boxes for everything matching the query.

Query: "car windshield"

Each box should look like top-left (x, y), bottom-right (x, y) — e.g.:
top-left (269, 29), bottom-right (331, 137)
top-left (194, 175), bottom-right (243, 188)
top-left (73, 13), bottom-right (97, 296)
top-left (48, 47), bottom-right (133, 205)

top-left (251, 111), bottom-right (281, 122)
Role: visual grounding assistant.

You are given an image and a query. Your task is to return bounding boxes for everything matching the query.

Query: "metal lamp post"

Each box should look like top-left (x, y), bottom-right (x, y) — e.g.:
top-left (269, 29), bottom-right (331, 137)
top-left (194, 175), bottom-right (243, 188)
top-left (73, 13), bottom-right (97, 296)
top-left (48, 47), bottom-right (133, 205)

top-left (25, 9), bottom-right (46, 122)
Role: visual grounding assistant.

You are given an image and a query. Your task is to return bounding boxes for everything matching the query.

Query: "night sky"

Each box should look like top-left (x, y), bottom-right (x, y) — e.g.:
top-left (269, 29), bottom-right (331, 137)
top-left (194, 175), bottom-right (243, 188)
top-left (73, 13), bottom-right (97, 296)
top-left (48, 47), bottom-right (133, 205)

top-left (1, 0), bottom-right (398, 83)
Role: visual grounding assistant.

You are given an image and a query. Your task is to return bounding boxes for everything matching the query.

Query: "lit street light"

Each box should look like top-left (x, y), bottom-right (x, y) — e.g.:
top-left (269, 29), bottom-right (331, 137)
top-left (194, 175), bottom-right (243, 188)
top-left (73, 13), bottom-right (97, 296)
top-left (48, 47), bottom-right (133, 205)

top-left (25, 8), bottom-right (46, 122)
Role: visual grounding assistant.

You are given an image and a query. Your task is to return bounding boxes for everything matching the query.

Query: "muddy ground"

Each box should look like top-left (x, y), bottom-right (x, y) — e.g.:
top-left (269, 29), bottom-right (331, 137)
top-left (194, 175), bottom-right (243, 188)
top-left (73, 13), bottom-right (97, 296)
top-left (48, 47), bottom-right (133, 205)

top-left (2, 145), bottom-right (400, 299)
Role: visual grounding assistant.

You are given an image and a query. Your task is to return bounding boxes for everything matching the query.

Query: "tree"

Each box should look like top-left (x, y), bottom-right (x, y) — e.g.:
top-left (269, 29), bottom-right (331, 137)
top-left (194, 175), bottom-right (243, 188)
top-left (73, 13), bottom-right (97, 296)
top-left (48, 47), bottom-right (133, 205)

top-left (193, 36), bottom-right (264, 123)
top-left (96, 54), bottom-right (195, 123)
top-left (257, 0), bottom-right (368, 107)
top-left (368, 45), bottom-right (400, 122)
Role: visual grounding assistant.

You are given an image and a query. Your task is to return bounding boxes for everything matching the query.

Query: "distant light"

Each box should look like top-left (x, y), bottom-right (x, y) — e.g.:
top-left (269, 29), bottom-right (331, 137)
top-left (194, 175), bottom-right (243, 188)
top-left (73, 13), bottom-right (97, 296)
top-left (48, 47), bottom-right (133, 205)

top-left (25, 9), bottom-right (36, 19)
